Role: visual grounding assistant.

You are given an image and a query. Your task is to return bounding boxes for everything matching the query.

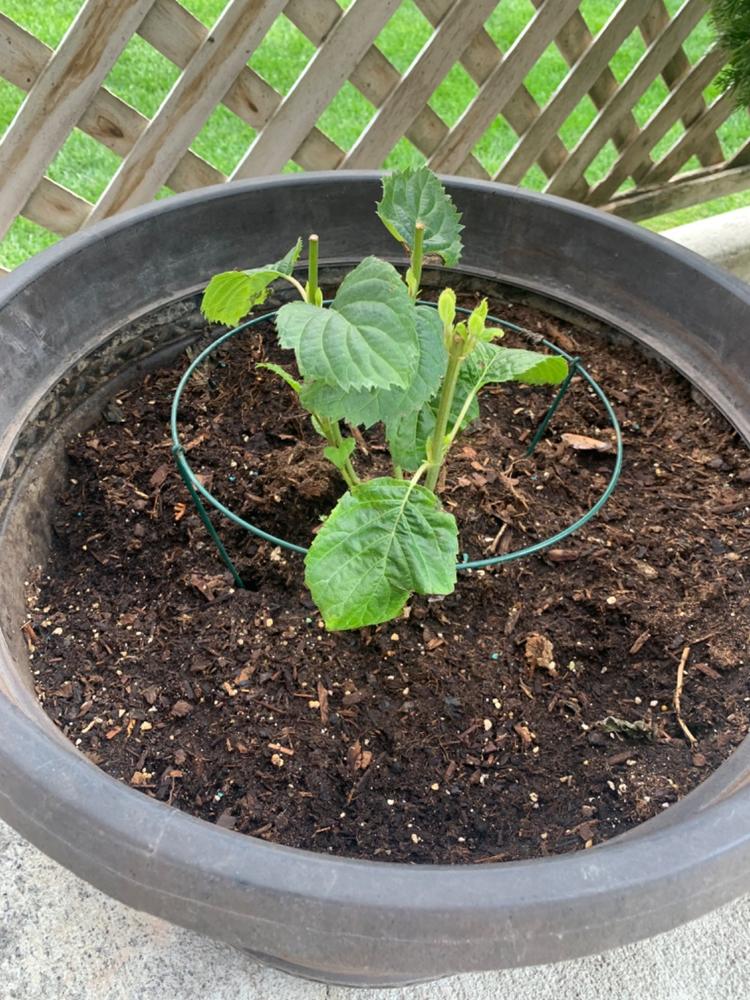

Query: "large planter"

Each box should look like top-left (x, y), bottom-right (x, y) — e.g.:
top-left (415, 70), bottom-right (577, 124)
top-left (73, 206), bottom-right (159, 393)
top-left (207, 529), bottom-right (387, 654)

top-left (1, 173), bottom-right (750, 987)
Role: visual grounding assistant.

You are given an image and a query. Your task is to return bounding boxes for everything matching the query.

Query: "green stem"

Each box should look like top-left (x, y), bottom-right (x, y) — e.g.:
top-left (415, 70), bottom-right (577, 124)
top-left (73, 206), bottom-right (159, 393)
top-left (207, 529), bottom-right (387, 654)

top-left (319, 415), bottom-right (359, 489)
top-left (410, 461), bottom-right (430, 487)
top-left (282, 273), bottom-right (308, 302)
top-left (408, 221), bottom-right (425, 300)
top-left (445, 385), bottom-right (479, 449)
top-left (330, 422), bottom-right (359, 486)
top-left (306, 233), bottom-right (319, 305)
top-left (424, 338), bottom-right (463, 493)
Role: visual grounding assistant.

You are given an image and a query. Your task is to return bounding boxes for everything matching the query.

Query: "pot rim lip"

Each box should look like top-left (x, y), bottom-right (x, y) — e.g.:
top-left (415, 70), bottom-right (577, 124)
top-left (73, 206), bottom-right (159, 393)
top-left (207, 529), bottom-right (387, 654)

top-left (2, 172), bottom-right (750, 912)
top-left (3, 170), bottom-right (750, 309)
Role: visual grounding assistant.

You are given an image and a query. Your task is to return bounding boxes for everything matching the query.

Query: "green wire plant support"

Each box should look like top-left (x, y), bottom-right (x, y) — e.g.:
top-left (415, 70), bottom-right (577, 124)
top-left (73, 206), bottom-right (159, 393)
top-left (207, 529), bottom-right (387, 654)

top-left (171, 303), bottom-right (623, 587)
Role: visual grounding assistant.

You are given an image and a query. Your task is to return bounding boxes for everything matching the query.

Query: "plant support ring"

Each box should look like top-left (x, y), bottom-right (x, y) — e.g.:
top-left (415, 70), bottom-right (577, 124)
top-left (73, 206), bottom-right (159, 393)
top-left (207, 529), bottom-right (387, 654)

top-left (170, 302), bottom-right (623, 587)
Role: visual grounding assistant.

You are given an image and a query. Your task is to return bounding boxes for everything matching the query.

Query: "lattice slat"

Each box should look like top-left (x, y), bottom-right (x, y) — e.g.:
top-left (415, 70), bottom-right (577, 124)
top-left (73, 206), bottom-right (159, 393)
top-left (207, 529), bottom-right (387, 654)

top-left (0, 0), bottom-right (157, 240)
top-left (589, 49), bottom-right (724, 205)
top-left (640, 89), bottom-right (738, 186)
top-left (532, 0), bottom-right (645, 182)
top-left (428, 0), bottom-right (582, 174)
top-left (415, 0), bottom-right (570, 184)
top-left (284, 0), bottom-right (488, 178)
top-left (88, 0), bottom-right (286, 222)
top-left (0, 0), bottom-right (747, 268)
top-left (25, 178), bottom-right (91, 237)
top-left (639, 0), bottom-right (724, 167)
top-left (546, 0), bottom-right (707, 198)
top-left (606, 162), bottom-right (750, 219)
top-left (138, 0), bottom-right (344, 171)
top-left (729, 135), bottom-right (750, 168)
top-left (233, 0), bottom-right (401, 178)
top-left (497, 0), bottom-right (655, 187)
top-left (343, 0), bottom-right (499, 168)
top-left (0, 13), bottom-right (225, 206)
top-left (589, 47), bottom-right (726, 205)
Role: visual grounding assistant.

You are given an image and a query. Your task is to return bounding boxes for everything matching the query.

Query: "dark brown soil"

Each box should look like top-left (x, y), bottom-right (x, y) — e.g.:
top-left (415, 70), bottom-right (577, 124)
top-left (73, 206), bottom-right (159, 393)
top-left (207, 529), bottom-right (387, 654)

top-left (27, 288), bottom-right (750, 864)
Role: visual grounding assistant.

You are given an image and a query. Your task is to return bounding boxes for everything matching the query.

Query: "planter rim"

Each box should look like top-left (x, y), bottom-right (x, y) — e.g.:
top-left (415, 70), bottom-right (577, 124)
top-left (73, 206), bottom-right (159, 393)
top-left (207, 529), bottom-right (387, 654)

top-left (3, 171), bottom-right (750, 309)
top-left (2, 172), bottom-right (750, 979)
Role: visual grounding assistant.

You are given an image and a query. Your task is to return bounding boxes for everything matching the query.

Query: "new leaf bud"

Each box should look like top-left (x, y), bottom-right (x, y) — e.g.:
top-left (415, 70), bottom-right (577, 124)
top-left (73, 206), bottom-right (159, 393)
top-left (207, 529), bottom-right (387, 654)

top-left (437, 287), bottom-right (456, 328)
top-left (468, 298), bottom-right (488, 341)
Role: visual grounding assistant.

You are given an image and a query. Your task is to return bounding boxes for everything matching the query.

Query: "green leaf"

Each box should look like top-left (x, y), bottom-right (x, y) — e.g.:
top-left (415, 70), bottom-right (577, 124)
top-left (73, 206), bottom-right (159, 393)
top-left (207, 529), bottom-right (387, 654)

top-left (377, 166), bottom-right (463, 266)
top-left (305, 477), bottom-right (458, 630)
top-left (298, 304), bottom-right (446, 428)
top-left (462, 341), bottom-right (569, 390)
top-left (323, 436), bottom-right (356, 471)
top-left (298, 379), bottom-right (375, 428)
top-left (256, 362), bottom-right (301, 394)
top-left (275, 237), bottom-right (303, 276)
top-left (201, 271), bottom-right (262, 326)
top-left (201, 241), bottom-right (302, 325)
top-left (386, 404), bottom-right (441, 473)
top-left (276, 257), bottom-right (419, 392)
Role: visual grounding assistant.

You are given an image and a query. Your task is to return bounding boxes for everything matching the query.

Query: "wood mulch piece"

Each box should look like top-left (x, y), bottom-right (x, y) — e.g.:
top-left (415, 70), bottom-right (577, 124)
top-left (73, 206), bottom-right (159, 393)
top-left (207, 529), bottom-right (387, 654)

top-left (27, 287), bottom-right (750, 864)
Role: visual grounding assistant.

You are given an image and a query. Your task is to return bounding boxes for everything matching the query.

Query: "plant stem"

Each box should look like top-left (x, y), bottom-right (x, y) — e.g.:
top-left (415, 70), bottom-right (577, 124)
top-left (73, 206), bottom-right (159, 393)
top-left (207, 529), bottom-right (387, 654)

top-left (408, 221), bottom-right (425, 300)
top-left (425, 338), bottom-right (463, 493)
top-left (445, 385), bottom-right (479, 450)
top-left (283, 273), bottom-right (308, 302)
top-left (328, 421), bottom-right (354, 479)
top-left (410, 461), bottom-right (430, 486)
top-left (319, 415), bottom-right (359, 489)
top-left (307, 233), bottom-right (319, 304)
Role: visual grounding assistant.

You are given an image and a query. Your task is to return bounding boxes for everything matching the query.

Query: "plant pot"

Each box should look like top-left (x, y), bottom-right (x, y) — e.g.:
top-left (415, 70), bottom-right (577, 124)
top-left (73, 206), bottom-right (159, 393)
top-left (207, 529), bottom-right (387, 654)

top-left (1, 173), bottom-right (750, 988)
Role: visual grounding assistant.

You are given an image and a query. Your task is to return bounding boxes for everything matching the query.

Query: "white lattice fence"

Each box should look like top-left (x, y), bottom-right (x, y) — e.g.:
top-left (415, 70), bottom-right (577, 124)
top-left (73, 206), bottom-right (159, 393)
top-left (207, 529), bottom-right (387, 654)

top-left (0, 0), bottom-right (748, 274)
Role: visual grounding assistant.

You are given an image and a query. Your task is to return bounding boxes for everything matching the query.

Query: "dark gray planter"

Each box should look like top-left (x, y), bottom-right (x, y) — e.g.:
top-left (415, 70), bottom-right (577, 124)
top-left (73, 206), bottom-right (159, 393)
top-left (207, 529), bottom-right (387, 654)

top-left (1, 173), bottom-right (750, 988)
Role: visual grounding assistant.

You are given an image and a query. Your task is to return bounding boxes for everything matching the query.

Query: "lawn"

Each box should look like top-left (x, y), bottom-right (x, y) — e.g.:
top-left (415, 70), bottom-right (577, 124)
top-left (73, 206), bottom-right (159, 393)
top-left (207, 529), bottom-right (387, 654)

top-left (1, 0), bottom-right (749, 269)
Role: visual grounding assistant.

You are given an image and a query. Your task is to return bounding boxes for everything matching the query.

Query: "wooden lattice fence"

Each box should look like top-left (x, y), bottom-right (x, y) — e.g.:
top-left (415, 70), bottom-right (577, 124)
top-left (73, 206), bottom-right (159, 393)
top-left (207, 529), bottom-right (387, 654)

top-left (0, 0), bottom-right (748, 275)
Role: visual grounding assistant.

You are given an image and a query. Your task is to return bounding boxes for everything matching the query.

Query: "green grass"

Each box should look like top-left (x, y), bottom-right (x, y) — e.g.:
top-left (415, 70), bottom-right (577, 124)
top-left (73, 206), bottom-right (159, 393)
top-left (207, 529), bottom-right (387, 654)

top-left (1, 0), bottom-right (749, 268)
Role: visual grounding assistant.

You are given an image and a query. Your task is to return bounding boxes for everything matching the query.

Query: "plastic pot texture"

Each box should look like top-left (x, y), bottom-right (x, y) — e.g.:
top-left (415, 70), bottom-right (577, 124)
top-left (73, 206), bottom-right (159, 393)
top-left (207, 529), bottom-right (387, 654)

top-left (1, 174), bottom-right (750, 988)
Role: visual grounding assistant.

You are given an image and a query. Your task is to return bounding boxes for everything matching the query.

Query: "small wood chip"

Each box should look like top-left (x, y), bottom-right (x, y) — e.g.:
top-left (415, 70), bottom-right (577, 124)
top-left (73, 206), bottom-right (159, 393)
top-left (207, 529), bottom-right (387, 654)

top-left (606, 750), bottom-right (633, 766)
top-left (317, 679), bottom-right (329, 725)
top-left (524, 633), bottom-right (556, 676)
top-left (513, 722), bottom-right (535, 745)
top-left (149, 464), bottom-right (170, 488)
top-left (674, 645), bottom-right (697, 746)
top-left (347, 739), bottom-right (373, 772)
top-left (142, 684), bottom-right (160, 705)
top-left (561, 432), bottom-right (613, 453)
top-left (693, 662), bottom-right (721, 681)
top-left (629, 630), bottom-right (651, 655)
top-left (547, 548), bottom-right (581, 563)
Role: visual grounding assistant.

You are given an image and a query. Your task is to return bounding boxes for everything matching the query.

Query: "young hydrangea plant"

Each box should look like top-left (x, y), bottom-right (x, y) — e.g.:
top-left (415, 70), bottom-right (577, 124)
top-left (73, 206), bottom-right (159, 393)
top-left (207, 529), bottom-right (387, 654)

top-left (201, 167), bottom-right (568, 631)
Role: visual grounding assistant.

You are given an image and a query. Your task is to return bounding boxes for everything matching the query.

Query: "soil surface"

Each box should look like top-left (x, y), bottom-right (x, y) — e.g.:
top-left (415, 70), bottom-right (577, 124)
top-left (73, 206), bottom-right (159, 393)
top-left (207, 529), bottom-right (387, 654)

top-left (27, 287), bottom-right (750, 864)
